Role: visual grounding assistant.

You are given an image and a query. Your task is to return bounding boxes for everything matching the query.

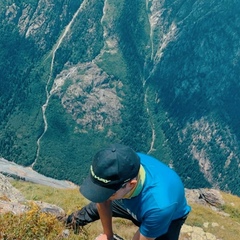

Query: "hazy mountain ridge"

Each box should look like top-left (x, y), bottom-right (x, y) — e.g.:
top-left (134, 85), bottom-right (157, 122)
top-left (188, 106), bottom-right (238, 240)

top-left (0, 0), bottom-right (240, 195)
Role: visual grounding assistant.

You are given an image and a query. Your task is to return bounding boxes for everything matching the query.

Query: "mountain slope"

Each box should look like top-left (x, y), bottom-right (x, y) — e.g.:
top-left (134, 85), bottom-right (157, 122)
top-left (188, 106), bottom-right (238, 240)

top-left (0, 0), bottom-right (239, 195)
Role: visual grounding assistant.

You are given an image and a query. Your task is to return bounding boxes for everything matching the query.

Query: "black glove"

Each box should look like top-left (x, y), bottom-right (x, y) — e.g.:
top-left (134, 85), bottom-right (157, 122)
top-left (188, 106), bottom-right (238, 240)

top-left (65, 211), bottom-right (88, 234)
top-left (95, 233), bottom-right (124, 240)
top-left (113, 234), bottom-right (124, 240)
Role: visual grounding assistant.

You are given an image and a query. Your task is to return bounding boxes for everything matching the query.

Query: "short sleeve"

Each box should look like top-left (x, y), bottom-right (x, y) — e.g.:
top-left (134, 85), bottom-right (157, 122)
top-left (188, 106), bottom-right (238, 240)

top-left (139, 203), bottom-right (177, 238)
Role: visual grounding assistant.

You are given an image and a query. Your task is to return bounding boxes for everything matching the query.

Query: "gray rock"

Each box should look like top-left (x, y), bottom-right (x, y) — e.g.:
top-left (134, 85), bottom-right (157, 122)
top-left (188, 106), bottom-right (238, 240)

top-left (185, 188), bottom-right (225, 207)
top-left (0, 173), bottom-right (66, 217)
top-left (0, 173), bottom-right (26, 203)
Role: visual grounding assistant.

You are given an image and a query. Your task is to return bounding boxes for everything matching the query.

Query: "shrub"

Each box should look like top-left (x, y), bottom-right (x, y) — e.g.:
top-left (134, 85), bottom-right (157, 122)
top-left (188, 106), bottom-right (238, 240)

top-left (0, 202), bottom-right (63, 240)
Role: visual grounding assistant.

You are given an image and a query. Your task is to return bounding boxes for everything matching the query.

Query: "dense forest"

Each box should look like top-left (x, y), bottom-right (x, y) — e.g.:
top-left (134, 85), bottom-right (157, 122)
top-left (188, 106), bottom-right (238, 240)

top-left (0, 0), bottom-right (240, 196)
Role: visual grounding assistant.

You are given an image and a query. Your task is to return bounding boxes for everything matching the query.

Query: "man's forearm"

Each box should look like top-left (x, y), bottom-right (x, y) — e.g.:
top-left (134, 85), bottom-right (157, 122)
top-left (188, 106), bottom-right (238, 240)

top-left (97, 200), bottom-right (114, 240)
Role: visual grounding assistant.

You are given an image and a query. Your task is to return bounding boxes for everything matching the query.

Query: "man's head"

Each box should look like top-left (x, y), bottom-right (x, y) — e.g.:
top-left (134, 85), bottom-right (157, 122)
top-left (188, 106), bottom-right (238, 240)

top-left (80, 143), bottom-right (140, 202)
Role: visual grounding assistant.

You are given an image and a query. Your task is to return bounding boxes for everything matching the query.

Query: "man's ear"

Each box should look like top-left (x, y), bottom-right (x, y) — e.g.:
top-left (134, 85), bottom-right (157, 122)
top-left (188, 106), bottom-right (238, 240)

top-left (129, 179), bottom-right (137, 187)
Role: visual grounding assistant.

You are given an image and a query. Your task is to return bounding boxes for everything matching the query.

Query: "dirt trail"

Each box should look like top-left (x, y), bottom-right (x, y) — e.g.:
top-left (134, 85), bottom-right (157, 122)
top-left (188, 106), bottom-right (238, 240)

top-left (0, 157), bottom-right (77, 189)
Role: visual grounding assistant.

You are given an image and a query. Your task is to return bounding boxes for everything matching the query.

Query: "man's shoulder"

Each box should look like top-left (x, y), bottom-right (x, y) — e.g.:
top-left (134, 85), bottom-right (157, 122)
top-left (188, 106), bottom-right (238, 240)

top-left (137, 152), bottom-right (168, 169)
top-left (137, 153), bottom-right (184, 192)
top-left (137, 152), bottom-right (158, 162)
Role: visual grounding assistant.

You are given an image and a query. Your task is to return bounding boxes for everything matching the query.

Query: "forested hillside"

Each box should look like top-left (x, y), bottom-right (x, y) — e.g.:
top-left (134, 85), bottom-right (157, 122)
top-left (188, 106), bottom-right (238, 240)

top-left (0, 0), bottom-right (239, 196)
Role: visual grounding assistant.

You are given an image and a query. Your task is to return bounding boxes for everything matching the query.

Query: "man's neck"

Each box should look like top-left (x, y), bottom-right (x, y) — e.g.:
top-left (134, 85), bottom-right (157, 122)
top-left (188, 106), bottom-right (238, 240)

top-left (124, 165), bottom-right (146, 199)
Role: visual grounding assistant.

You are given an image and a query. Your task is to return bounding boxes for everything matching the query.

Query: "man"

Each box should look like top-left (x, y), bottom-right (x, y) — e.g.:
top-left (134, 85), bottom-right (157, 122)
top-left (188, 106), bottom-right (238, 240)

top-left (67, 143), bottom-right (191, 240)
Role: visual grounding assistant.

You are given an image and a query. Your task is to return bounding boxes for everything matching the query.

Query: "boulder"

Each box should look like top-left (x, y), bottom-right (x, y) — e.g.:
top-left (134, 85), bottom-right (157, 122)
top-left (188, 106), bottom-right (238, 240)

top-left (0, 173), bottom-right (65, 218)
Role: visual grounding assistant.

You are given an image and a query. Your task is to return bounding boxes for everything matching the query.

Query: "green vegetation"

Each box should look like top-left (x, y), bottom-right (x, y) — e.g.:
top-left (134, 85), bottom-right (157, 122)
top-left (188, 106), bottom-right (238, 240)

top-left (32, 94), bottom-right (118, 183)
top-left (141, 84), bottom-right (172, 162)
top-left (1, 180), bottom-right (89, 240)
top-left (1, 0), bottom-right (240, 198)
top-left (0, 203), bottom-right (64, 240)
top-left (6, 180), bottom-right (135, 240)
top-left (1, 180), bottom-right (239, 240)
top-left (0, 21), bottom-right (45, 166)
top-left (27, 0), bottom-right (156, 184)
top-left (187, 195), bottom-right (240, 240)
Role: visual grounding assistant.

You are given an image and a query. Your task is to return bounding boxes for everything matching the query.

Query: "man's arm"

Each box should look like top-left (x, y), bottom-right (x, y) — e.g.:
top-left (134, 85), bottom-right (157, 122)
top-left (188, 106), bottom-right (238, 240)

top-left (96, 200), bottom-right (114, 240)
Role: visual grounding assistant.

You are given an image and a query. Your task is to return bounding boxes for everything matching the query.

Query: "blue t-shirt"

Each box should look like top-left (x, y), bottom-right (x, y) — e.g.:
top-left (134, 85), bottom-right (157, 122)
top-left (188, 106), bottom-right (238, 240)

top-left (122, 153), bottom-right (191, 238)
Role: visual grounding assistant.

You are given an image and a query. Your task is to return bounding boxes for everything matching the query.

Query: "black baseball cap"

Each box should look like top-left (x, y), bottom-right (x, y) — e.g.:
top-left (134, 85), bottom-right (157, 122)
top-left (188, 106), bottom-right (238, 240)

top-left (80, 143), bottom-right (140, 203)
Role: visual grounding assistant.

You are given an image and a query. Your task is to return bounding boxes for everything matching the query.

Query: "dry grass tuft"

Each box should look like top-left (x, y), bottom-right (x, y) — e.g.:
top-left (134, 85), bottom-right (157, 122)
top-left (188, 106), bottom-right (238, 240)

top-left (6, 180), bottom-right (240, 240)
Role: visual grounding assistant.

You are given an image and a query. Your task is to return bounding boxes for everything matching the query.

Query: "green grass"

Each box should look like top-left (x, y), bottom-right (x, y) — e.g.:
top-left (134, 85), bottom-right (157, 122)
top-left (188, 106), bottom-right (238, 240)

top-left (185, 192), bottom-right (240, 240)
top-left (9, 180), bottom-right (137, 239)
top-left (11, 180), bottom-right (88, 214)
top-left (6, 180), bottom-right (240, 240)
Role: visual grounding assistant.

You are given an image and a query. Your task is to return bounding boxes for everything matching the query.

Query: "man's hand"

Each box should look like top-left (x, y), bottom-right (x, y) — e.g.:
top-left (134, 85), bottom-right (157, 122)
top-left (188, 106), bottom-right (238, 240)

top-left (95, 233), bottom-right (109, 240)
